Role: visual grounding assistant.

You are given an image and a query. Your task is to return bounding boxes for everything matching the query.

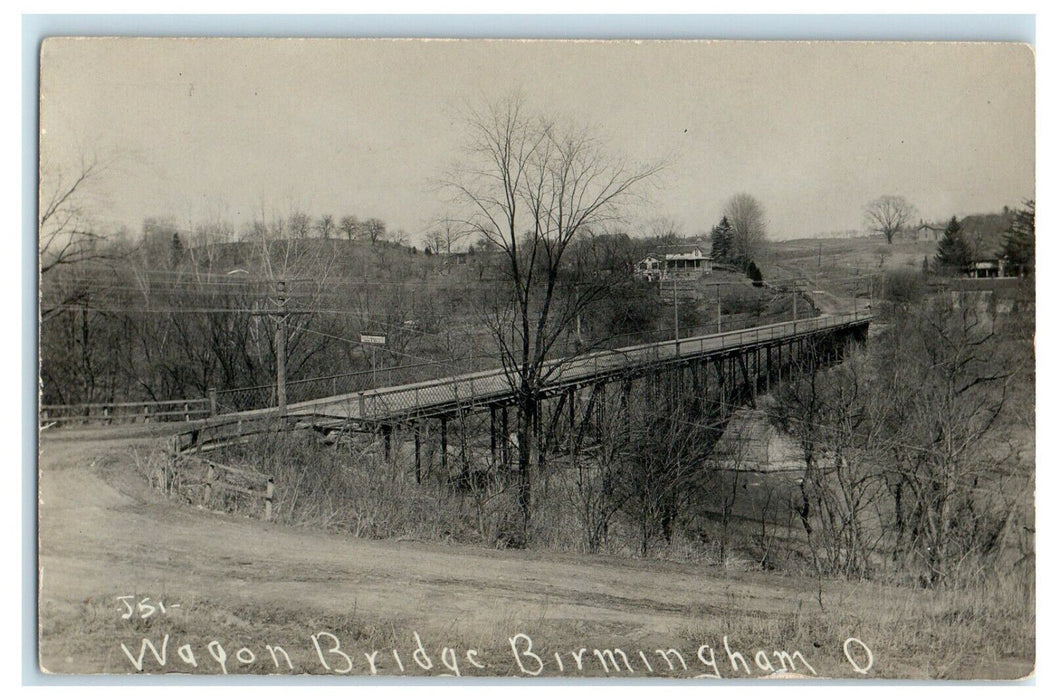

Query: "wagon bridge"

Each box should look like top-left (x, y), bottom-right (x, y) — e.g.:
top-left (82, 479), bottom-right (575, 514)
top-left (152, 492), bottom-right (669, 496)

top-left (172, 311), bottom-right (872, 475)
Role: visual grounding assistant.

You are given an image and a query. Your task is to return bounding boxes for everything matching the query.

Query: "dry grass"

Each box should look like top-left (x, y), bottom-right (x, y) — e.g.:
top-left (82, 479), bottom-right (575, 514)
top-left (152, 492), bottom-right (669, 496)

top-left (116, 364), bottom-right (1033, 681)
top-left (40, 562), bottom-right (1033, 678)
top-left (680, 567), bottom-right (1033, 679)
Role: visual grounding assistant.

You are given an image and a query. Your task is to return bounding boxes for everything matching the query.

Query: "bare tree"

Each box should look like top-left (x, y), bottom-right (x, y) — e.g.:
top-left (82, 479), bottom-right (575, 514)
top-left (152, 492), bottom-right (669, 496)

top-left (865, 195), bottom-right (917, 245)
top-left (768, 300), bottom-right (1025, 585)
top-left (446, 95), bottom-right (662, 542)
top-left (246, 210), bottom-right (288, 242)
top-left (422, 230), bottom-right (444, 256)
top-left (770, 351), bottom-right (887, 580)
top-left (316, 214), bottom-right (335, 240)
top-left (433, 214), bottom-right (470, 254)
top-left (39, 154), bottom-right (112, 275)
top-left (724, 192), bottom-right (767, 264)
top-left (364, 217), bottom-right (387, 245)
top-left (622, 395), bottom-right (718, 556)
top-left (288, 209), bottom-right (312, 239)
top-left (38, 154), bottom-right (130, 322)
top-left (194, 217), bottom-right (235, 247)
top-left (645, 216), bottom-right (683, 246)
top-left (875, 300), bottom-right (1018, 585)
top-left (568, 384), bottom-right (632, 554)
top-left (338, 214), bottom-right (361, 241)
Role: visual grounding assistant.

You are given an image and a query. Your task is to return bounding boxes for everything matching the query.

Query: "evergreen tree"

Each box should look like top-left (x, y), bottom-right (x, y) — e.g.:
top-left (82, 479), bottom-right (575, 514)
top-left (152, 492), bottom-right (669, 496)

top-left (710, 216), bottom-right (735, 263)
top-left (999, 199), bottom-right (1035, 276)
top-left (935, 216), bottom-right (970, 274)
top-left (745, 260), bottom-right (763, 286)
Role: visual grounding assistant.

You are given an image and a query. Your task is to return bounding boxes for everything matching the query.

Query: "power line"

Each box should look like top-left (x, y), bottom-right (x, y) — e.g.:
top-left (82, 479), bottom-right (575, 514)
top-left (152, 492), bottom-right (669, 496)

top-left (295, 326), bottom-right (465, 367)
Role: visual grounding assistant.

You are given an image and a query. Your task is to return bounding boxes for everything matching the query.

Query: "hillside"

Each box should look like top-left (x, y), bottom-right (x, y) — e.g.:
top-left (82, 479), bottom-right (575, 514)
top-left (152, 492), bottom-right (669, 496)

top-left (761, 208), bottom-right (1017, 296)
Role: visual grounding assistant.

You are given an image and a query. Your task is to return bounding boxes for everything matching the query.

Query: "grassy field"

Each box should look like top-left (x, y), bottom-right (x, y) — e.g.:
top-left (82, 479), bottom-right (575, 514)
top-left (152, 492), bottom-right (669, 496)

top-left (758, 233), bottom-right (940, 298)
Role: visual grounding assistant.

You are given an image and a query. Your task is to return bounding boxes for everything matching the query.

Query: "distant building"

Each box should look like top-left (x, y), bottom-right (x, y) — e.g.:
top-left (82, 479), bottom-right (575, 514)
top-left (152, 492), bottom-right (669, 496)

top-left (965, 258), bottom-right (1007, 279)
top-left (635, 255), bottom-right (663, 282)
top-left (662, 246), bottom-right (714, 280)
top-left (634, 245), bottom-right (713, 282)
top-left (914, 220), bottom-right (942, 241)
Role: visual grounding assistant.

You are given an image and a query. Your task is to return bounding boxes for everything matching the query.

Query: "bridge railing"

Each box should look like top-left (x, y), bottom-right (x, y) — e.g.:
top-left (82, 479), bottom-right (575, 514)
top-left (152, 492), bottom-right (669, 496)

top-left (551, 311), bottom-right (867, 384)
top-left (41, 397), bottom-right (214, 426)
top-left (303, 312), bottom-right (870, 423)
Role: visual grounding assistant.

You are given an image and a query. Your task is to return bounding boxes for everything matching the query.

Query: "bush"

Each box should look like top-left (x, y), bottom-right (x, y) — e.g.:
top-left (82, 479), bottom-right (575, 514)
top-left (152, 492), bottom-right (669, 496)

top-left (720, 284), bottom-right (765, 316)
top-left (881, 268), bottom-right (927, 307)
top-left (745, 260), bottom-right (764, 286)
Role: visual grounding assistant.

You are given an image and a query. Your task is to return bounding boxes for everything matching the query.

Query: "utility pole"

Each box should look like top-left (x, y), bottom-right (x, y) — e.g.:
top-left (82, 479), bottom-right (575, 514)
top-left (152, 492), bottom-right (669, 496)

top-left (575, 285), bottom-right (583, 346)
top-left (672, 277), bottom-right (680, 354)
top-left (274, 279), bottom-right (288, 415)
top-left (371, 345), bottom-right (378, 389)
top-left (716, 283), bottom-right (722, 333)
top-left (792, 280), bottom-right (798, 323)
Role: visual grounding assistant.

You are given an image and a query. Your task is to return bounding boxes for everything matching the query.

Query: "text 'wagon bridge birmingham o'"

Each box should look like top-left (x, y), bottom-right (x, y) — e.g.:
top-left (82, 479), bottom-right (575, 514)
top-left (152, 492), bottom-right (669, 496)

top-left (172, 311), bottom-right (873, 467)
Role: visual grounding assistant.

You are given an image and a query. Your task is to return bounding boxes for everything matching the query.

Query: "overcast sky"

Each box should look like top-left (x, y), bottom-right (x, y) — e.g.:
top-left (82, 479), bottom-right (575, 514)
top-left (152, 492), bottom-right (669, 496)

top-left (40, 38), bottom-right (1034, 244)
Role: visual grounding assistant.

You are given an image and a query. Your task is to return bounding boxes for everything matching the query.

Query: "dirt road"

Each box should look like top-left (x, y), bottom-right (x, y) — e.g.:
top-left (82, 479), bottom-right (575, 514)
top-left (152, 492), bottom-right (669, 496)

top-left (35, 431), bottom-right (1030, 679)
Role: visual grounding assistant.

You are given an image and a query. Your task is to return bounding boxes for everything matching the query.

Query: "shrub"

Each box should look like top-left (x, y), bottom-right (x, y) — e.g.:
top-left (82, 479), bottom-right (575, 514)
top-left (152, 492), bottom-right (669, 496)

top-left (881, 268), bottom-right (927, 307)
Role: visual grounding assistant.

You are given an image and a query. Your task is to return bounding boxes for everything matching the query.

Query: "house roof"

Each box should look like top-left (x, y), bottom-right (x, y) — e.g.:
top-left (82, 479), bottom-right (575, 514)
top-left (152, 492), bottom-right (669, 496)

top-left (664, 248), bottom-right (711, 261)
top-left (658, 242), bottom-right (709, 254)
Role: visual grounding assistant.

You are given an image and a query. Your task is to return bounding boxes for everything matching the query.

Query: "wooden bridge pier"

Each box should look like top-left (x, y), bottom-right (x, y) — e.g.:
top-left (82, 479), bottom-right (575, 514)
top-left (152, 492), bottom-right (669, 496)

top-left (411, 326), bottom-right (858, 486)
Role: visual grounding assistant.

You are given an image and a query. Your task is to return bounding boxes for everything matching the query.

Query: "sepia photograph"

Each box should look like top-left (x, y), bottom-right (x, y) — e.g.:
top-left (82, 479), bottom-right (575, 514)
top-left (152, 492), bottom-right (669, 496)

top-left (35, 35), bottom-right (1035, 680)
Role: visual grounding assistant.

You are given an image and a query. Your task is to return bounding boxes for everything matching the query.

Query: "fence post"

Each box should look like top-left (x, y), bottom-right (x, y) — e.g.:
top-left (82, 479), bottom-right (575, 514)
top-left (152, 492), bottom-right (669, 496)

top-left (204, 463), bottom-right (215, 505)
top-left (184, 402), bottom-right (190, 421)
top-left (166, 437), bottom-right (179, 496)
top-left (265, 477), bottom-right (274, 521)
top-left (208, 388), bottom-right (218, 417)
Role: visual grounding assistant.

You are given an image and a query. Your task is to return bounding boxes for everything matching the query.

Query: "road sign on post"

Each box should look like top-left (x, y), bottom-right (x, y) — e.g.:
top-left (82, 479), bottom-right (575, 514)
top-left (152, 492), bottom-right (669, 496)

top-left (361, 335), bottom-right (386, 389)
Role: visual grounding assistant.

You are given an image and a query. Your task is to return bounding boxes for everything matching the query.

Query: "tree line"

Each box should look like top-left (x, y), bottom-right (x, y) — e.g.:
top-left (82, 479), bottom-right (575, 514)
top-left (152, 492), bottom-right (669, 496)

top-left (771, 291), bottom-right (1032, 586)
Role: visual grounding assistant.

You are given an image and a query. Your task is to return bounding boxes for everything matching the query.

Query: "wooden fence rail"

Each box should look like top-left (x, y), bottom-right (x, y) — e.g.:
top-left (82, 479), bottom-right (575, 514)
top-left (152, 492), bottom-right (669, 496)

top-left (171, 453), bottom-right (275, 520)
top-left (41, 392), bottom-right (217, 426)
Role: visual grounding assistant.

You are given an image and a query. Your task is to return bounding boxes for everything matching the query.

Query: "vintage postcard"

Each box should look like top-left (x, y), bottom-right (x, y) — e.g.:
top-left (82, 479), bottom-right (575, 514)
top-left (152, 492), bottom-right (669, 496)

top-left (37, 37), bottom-right (1034, 679)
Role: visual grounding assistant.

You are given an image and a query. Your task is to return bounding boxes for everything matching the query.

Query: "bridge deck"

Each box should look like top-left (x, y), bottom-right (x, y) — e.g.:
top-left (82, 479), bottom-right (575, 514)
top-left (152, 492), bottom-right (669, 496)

top-left (269, 312), bottom-right (871, 426)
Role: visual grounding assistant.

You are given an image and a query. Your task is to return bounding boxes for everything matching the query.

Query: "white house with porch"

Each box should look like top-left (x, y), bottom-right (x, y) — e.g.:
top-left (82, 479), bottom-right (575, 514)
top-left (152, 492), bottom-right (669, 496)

top-left (635, 246), bottom-right (714, 282)
top-left (662, 247), bottom-right (714, 280)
